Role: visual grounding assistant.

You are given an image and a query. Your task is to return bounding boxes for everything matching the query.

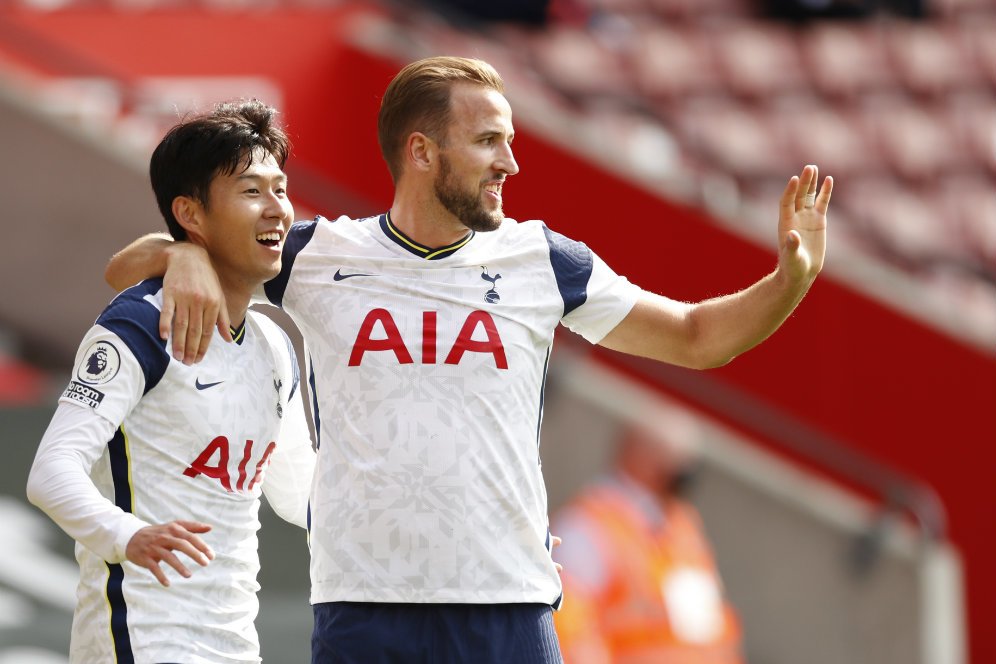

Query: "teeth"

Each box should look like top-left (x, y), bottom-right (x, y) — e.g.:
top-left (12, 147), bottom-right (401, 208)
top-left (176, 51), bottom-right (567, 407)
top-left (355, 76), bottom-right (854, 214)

top-left (256, 232), bottom-right (281, 242)
top-left (485, 183), bottom-right (500, 193)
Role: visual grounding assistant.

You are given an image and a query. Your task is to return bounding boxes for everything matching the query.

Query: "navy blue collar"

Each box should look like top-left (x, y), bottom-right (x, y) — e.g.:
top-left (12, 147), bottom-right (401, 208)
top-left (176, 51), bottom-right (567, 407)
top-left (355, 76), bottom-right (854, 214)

top-left (380, 212), bottom-right (474, 260)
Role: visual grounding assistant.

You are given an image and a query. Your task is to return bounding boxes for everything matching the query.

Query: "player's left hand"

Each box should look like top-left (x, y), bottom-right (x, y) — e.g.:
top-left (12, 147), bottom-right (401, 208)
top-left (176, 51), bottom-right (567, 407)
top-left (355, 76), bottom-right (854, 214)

top-left (126, 520), bottom-right (215, 587)
top-left (552, 535), bottom-right (563, 575)
top-left (777, 164), bottom-right (832, 285)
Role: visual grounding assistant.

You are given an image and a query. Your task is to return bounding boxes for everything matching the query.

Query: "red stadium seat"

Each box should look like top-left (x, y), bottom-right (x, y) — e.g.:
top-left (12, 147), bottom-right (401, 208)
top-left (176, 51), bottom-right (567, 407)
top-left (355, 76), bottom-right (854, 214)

top-left (707, 23), bottom-right (809, 99)
top-left (936, 174), bottom-right (996, 266)
top-left (628, 24), bottom-right (723, 100)
top-left (835, 176), bottom-right (962, 263)
top-left (766, 95), bottom-right (883, 180)
top-left (802, 22), bottom-right (897, 100)
top-left (670, 98), bottom-right (793, 178)
top-left (858, 94), bottom-right (968, 182)
top-left (885, 21), bottom-right (984, 98)
top-left (941, 92), bottom-right (996, 176)
top-left (960, 18), bottom-right (996, 94)
top-left (529, 24), bottom-right (635, 101)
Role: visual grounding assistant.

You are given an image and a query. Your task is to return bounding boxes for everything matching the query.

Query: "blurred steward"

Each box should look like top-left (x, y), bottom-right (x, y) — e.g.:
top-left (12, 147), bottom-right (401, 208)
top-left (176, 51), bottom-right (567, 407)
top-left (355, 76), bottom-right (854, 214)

top-left (552, 409), bottom-right (743, 664)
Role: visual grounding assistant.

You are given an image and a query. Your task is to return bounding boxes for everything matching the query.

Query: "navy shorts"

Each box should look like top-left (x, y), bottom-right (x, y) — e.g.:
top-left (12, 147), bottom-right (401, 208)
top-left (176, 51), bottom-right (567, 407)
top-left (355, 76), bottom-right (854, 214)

top-left (311, 602), bottom-right (563, 664)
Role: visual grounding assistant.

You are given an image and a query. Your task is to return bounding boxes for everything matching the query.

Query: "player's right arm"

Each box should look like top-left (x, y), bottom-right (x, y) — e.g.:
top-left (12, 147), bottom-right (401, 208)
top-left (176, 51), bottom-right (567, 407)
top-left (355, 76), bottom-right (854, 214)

top-left (26, 317), bottom-right (214, 587)
top-left (105, 233), bottom-right (230, 364)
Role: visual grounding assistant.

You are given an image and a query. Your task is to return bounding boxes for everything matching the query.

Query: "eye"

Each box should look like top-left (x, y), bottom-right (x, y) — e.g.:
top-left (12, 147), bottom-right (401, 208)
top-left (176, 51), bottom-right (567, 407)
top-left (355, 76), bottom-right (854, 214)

top-left (244, 188), bottom-right (260, 195)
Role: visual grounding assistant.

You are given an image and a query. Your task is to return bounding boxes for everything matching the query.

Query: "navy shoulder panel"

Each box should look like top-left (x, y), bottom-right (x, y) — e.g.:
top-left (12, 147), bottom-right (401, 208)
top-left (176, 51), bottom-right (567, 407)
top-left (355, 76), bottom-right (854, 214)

top-left (264, 219), bottom-right (320, 307)
top-left (96, 279), bottom-right (170, 394)
top-left (541, 225), bottom-right (593, 317)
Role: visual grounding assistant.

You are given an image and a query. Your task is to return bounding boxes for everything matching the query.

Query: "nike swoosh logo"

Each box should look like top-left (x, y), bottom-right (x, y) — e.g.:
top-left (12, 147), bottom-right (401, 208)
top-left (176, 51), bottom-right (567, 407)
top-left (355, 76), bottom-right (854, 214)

top-left (195, 379), bottom-right (225, 390)
top-left (333, 269), bottom-right (376, 281)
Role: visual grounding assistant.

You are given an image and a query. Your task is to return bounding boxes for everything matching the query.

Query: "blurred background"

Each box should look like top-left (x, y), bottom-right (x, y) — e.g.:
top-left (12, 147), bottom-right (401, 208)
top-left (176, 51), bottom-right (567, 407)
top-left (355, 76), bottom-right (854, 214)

top-left (0, 0), bottom-right (993, 661)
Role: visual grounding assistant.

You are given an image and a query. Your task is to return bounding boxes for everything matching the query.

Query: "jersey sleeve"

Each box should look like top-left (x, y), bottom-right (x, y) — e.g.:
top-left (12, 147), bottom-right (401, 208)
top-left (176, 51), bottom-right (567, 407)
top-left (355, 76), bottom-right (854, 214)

top-left (261, 382), bottom-right (316, 529)
top-left (26, 402), bottom-right (152, 563)
top-left (254, 314), bottom-right (315, 528)
top-left (63, 283), bottom-right (171, 425)
top-left (27, 283), bottom-right (170, 562)
top-left (542, 225), bottom-right (642, 344)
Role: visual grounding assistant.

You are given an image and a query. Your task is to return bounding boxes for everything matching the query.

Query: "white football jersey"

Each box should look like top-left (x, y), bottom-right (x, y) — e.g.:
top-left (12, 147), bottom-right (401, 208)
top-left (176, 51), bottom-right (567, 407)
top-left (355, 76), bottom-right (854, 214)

top-left (262, 213), bottom-right (640, 605)
top-left (28, 279), bottom-right (315, 664)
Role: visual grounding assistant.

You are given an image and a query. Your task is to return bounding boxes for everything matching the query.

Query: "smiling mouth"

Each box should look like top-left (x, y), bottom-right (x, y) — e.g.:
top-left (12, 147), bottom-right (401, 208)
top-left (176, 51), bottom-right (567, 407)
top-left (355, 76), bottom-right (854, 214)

top-left (256, 231), bottom-right (281, 248)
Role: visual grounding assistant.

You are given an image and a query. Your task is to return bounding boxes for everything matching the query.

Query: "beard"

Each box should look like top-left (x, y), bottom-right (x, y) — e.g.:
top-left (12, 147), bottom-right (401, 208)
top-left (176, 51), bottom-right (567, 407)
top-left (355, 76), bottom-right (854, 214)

top-left (434, 154), bottom-right (504, 233)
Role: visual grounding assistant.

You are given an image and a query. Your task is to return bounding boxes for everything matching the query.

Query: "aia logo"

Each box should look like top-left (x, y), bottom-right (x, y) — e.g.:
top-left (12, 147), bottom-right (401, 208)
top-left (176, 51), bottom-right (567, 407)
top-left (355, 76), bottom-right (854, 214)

top-left (183, 436), bottom-right (276, 493)
top-left (481, 266), bottom-right (501, 303)
top-left (349, 308), bottom-right (508, 369)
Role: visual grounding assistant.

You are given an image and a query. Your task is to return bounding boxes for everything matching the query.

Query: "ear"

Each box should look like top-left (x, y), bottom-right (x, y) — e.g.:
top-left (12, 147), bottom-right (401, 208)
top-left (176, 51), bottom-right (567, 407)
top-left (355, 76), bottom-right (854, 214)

top-left (171, 196), bottom-right (207, 245)
top-left (406, 132), bottom-right (437, 173)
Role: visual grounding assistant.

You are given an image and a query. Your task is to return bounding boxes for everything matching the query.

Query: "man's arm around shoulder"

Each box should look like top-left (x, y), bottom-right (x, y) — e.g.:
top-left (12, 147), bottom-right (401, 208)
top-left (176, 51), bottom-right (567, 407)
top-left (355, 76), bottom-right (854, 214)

top-left (105, 233), bottom-right (230, 363)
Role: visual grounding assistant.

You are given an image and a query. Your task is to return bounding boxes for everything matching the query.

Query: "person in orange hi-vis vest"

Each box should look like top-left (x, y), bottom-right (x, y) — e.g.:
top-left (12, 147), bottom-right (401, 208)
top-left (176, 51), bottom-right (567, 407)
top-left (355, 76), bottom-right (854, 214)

top-left (552, 410), bottom-right (743, 664)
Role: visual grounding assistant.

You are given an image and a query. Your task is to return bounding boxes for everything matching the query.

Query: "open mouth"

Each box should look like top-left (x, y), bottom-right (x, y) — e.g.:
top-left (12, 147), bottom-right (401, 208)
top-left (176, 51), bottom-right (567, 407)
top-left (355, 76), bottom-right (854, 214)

top-left (256, 231), bottom-right (281, 248)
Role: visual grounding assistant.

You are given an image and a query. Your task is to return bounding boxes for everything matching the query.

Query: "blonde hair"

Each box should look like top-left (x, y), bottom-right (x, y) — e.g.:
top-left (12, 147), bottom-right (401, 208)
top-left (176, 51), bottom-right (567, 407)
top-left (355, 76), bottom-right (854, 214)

top-left (378, 56), bottom-right (505, 182)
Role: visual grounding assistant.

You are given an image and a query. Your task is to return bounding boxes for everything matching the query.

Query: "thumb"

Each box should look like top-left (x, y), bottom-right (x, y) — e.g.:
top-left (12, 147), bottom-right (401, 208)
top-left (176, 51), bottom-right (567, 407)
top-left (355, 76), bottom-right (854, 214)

top-left (785, 229), bottom-right (802, 253)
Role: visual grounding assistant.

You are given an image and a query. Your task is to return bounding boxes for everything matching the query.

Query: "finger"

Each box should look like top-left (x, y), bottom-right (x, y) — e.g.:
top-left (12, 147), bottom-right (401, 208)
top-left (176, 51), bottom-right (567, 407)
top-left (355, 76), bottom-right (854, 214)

top-left (803, 165), bottom-right (819, 209)
top-left (551, 536), bottom-right (562, 548)
top-left (195, 328), bottom-right (214, 364)
top-left (195, 300), bottom-right (220, 364)
top-left (173, 524), bottom-right (216, 563)
top-left (175, 520), bottom-right (213, 534)
top-left (815, 175), bottom-right (834, 216)
top-left (183, 307), bottom-right (204, 366)
top-left (161, 550), bottom-right (192, 579)
top-left (172, 304), bottom-right (189, 362)
top-left (171, 538), bottom-right (212, 567)
top-left (795, 165), bottom-right (815, 211)
top-left (159, 296), bottom-right (175, 341)
top-left (780, 175), bottom-right (799, 219)
top-left (554, 562), bottom-right (563, 575)
top-left (147, 562), bottom-right (171, 587)
top-left (217, 296), bottom-right (233, 344)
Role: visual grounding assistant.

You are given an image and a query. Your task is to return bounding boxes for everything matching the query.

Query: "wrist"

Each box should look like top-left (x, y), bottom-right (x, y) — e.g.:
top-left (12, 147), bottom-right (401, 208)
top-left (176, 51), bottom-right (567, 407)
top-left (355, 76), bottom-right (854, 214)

top-left (164, 240), bottom-right (208, 271)
top-left (773, 262), bottom-right (816, 294)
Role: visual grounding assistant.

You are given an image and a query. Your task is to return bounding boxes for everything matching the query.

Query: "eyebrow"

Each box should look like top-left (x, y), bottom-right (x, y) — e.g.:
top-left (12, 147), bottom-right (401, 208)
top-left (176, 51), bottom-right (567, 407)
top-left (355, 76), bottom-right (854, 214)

top-left (477, 129), bottom-right (514, 142)
top-left (236, 173), bottom-right (287, 182)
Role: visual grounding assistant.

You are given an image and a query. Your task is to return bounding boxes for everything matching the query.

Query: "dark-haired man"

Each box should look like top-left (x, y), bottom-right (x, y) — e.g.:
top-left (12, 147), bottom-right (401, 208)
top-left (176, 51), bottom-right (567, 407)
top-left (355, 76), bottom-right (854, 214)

top-left (106, 56), bottom-right (831, 663)
top-left (27, 99), bottom-right (315, 664)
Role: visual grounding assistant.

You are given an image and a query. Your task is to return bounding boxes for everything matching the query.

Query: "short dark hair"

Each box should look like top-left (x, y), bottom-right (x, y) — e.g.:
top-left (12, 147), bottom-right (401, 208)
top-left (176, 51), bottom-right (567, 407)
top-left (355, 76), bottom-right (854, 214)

top-left (149, 99), bottom-right (291, 240)
top-left (378, 56), bottom-right (504, 183)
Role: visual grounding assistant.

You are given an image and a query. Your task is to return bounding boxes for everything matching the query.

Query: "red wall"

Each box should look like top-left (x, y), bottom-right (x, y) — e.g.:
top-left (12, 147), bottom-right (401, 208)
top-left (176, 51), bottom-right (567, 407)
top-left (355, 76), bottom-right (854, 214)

top-left (4, 7), bottom-right (994, 660)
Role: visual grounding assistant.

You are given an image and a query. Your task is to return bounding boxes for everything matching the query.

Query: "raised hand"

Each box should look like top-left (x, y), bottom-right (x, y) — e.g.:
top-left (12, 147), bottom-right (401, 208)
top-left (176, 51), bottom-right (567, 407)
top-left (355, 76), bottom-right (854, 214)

top-left (778, 164), bottom-right (832, 285)
top-left (125, 520), bottom-right (215, 587)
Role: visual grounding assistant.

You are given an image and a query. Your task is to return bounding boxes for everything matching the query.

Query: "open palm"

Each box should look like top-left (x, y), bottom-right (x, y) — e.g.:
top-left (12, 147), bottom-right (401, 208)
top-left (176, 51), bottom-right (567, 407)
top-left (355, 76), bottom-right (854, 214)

top-left (778, 164), bottom-right (832, 283)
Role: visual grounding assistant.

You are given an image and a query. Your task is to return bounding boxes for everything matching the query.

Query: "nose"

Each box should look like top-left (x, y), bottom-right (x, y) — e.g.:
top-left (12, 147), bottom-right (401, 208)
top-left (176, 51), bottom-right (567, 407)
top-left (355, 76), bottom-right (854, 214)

top-left (496, 141), bottom-right (519, 176)
top-left (264, 189), bottom-right (294, 226)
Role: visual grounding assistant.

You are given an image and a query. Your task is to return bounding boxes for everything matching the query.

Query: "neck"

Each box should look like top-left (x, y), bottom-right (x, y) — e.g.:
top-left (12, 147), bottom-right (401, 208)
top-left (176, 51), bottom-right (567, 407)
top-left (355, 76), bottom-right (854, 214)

top-left (389, 187), bottom-right (469, 248)
top-left (214, 269), bottom-right (252, 331)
